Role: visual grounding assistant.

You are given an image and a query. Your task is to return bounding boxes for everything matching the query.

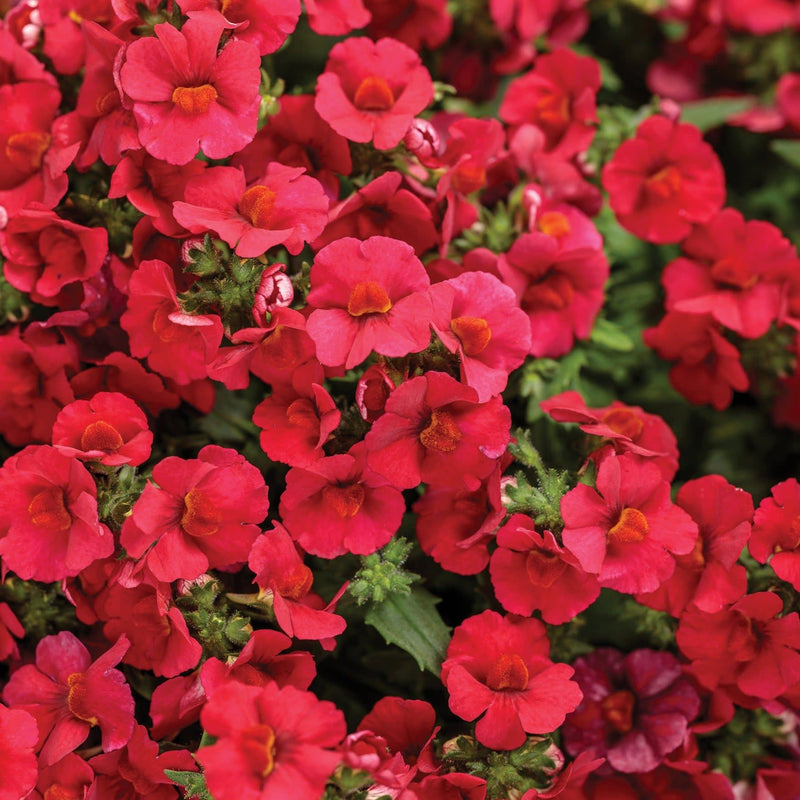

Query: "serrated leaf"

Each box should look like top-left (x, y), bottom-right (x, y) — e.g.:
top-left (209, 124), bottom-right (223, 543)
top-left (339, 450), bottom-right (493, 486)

top-left (365, 586), bottom-right (451, 674)
top-left (679, 97), bottom-right (755, 132)
top-left (164, 769), bottom-right (214, 800)
top-left (590, 318), bottom-right (635, 352)
top-left (770, 139), bottom-right (800, 169)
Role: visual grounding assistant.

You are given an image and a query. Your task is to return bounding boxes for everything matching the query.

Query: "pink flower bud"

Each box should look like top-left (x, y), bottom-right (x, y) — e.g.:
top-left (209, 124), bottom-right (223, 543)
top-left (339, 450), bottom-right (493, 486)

top-left (404, 118), bottom-right (441, 162)
top-left (253, 264), bottom-right (293, 326)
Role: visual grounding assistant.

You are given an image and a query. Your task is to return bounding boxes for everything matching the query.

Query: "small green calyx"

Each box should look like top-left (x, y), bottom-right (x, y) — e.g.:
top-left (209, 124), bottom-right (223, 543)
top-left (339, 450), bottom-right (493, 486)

top-left (349, 536), bottom-right (419, 606)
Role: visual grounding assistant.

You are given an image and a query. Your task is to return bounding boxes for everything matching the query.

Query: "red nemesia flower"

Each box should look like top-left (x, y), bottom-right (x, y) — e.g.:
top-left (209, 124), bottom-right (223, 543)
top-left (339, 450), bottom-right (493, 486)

top-left (540, 390), bottom-right (680, 481)
top-left (498, 230), bottom-right (608, 358)
top-left (677, 591), bottom-right (800, 701)
top-left (315, 37), bottom-right (434, 150)
top-left (0, 444), bottom-right (113, 582)
top-left (520, 751), bottom-right (605, 799)
top-left (644, 311), bottom-right (750, 410)
top-left (119, 17), bottom-right (261, 165)
top-left (306, 236), bottom-right (433, 369)
top-left (0, 28), bottom-right (58, 87)
top-left (2, 631), bottom-right (133, 766)
top-left (249, 523), bottom-right (348, 644)
top-left (562, 647), bottom-right (700, 773)
top-left (51, 391), bottom-right (152, 467)
top-left (560, 453), bottom-right (699, 594)
top-left (37, 0), bottom-right (111, 75)
top-left (312, 171), bottom-right (438, 256)
top-left (0, 602), bottom-right (24, 661)
top-left (365, 0), bottom-right (452, 49)
top-left (356, 363), bottom-right (395, 423)
top-left (637, 475), bottom-right (752, 616)
top-left (87, 724), bottom-right (196, 800)
top-left (177, 0), bottom-right (300, 55)
top-left (724, 0), bottom-right (800, 33)
top-left (198, 681), bottom-right (346, 800)
top-left (500, 49), bottom-right (600, 159)
top-left (0, 703), bottom-right (38, 800)
top-left (490, 513), bottom-right (600, 624)
top-left (441, 610), bottom-right (582, 750)
top-left (29, 753), bottom-right (94, 800)
top-left (304, 0), bottom-right (371, 35)
top-left (417, 773), bottom-right (488, 800)
top-left (173, 164), bottom-right (329, 257)
top-left (413, 461), bottom-right (506, 575)
top-left (601, 115), bottom-right (725, 244)
top-left (120, 259), bottom-right (224, 385)
top-left (121, 444), bottom-right (269, 582)
top-left (0, 204), bottom-right (108, 304)
top-left (750, 478), bottom-right (800, 591)
top-left (280, 444), bottom-right (405, 558)
top-left (429, 271), bottom-right (532, 402)
top-left (662, 208), bottom-right (796, 339)
top-left (365, 371), bottom-right (511, 491)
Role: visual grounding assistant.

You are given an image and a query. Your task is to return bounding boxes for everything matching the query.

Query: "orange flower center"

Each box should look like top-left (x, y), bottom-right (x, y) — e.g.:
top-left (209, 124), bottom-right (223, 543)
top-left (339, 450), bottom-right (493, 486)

top-left (181, 488), bottom-right (221, 537)
top-left (536, 89), bottom-right (569, 124)
top-left (171, 83), bottom-right (218, 114)
top-left (353, 76), bottom-right (395, 111)
top-left (607, 507), bottom-right (649, 544)
top-left (152, 305), bottom-right (182, 342)
top-left (600, 689), bottom-right (635, 733)
top-left (323, 483), bottom-right (365, 518)
top-left (525, 548), bottom-right (568, 588)
top-left (451, 162), bottom-right (487, 195)
top-left (645, 165), bottom-right (682, 199)
top-left (240, 723), bottom-right (277, 779)
top-left (275, 563), bottom-right (313, 600)
top-left (28, 487), bottom-right (71, 530)
top-left (96, 90), bottom-right (119, 115)
top-left (450, 316), bottom-right (491, 356)
top-left (239, 185), bottom-right (277, 229)
top-left (6, 130), bottom-right (51, 172)
top-left (285, 398), bottom-right (319, 431)
top-left (66, 672), bottom-right (99, 725)
top-left (710, 257), bottom-right (758, 290)
top-left (419, 409), bottom-right (462, 452)
top-left (524, 273), bottom-right (574, 311)
top-left (601, 408), bottom-right (644, 441)
top-left (80, 420), bottom-right (124, 452)
top-left (347, 281), bottom-right (392, 317)
top-left (537, 211), bottom-right (571, 238)
top-left (486, 653), bottom-right (530, 692)
top-left (44, 784), bottom-right (83, 800)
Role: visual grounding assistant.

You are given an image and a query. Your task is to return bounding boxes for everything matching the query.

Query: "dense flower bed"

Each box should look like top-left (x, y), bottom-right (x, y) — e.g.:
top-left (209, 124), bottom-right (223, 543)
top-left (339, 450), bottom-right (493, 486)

top-left (1, 0), bottom-right (800, 798)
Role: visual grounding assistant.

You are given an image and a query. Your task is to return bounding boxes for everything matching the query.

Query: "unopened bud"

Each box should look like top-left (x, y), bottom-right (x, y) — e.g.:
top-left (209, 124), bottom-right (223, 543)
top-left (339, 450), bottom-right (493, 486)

top-left (404, 118), bottom-right (441, 163)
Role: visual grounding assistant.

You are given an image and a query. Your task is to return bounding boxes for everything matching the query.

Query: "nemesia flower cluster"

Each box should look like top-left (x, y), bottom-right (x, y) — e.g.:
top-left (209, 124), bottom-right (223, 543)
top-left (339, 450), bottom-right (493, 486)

top-left (0, 1), bottom-right (799, 799)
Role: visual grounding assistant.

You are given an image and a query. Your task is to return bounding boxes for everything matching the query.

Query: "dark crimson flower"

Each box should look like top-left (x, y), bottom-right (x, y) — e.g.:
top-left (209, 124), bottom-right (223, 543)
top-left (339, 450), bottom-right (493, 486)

top-left (199, 681), bottom-right (346, 800)
top-left (498, 230), bottom-right (608, 358)
top-left (87, 724), bottom-right (196, 800)
top-left (280, 444), bottom-right (405, 558)
top-left (0, 204), bottom-right (107, 304)
top-left (315, 37), bottom-right (434, 150)
top-left (601, 115), bottom-right (725, 244)
top-left (120, 259), bottom-right (224, 385)
top-left (0, 703), bottom-right (38, 800)
top-left (750, 478), bottom-right (800, 590)
top-left (637, 475), bottom-right (752, 616)
top-left (490, 513), bottom-right (600, 624)
top-left (540, 390), bottom-right (680, 481)
top-left (579, 762), bottom-right (734, 800)
top-left (365, 371), bottom-right (511, 491)
top-left (249, 523), bottom-right (348, 645)
top-left (0, 603), bottom-right (24, 661)
top-left (173, 164), bottom-right (329, 257)
top-left (122, 445), bottom-right (269, 582)
top-left (677, 591), bottom-right (800, 701)
top-left (0, 444), bottom-right (113, 582)
top-left (441, 610), bottom-right (582, 750)
top-left (119, 17), bottom-right (261, 165)
top-left (500, 48), bottom-right (600, 159)
top-left (662, 208), bottom-right (796, 339)
top-left (416, 773), bottom-right (487, 800)
top-left (560, 454), bottom-right (699, 594)
top-left (520, 752), bottom-right (605, 799)
top-left (2, 631), bottom-right (133, 766)
top-left (365, 0), bottom-right (452, 48)
top-left (562, 648), bottom-right (700, 773)
top-left (51, 391), bottom-right (153, 467)
top-left (312, 171), bottom-right (438, 256)
top-left (429, 270), bottom-right (532, 402)
top-left (644, 311), bottom-right (749, 411)
top-left (231, 93), bottom-right (352, 201)
top-left (777, 73), bottom-right (800, 132)
top-left (306, 236), bottom-right (432, 369)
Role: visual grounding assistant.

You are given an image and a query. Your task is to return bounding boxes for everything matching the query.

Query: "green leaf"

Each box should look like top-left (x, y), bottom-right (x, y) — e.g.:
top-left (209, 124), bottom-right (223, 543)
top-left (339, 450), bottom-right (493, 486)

top-left (365, 586), bottom-right (451, 674)
top-left (590, 317), bottom-right (635, 352)
top-left (679, 97), bottom-right (755, 132)
top-left (164, 769), bottom-right (214, 800)
top-left (770, 139), bottom-right (800, 169)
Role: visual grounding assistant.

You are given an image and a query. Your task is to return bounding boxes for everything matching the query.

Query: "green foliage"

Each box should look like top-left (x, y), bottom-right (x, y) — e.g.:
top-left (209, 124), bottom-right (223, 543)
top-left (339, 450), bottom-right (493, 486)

top-left (164, 768), bottom-right (214, 800)
top-left (679, 97), bottom-right (757, 132)
top-left (771, 139), bottom-right (800, 169)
